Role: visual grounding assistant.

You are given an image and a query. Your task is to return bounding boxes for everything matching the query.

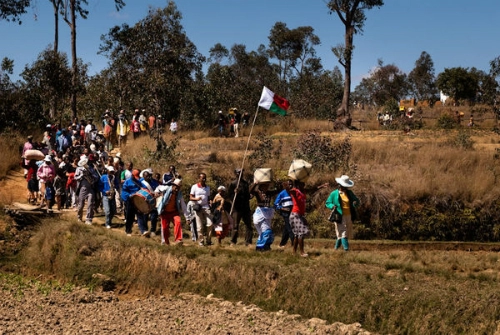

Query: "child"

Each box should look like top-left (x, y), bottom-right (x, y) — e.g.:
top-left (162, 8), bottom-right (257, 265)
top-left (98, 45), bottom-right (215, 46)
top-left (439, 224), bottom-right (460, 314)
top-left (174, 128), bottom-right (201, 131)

top-left (186, 200), bottom-right (197, 242)
top-left (53, 170), bottom-right (66, 211)
top-left (27, 169), bottom-right (39, 205)
top-left (211, 186), bottom-right (233, 245)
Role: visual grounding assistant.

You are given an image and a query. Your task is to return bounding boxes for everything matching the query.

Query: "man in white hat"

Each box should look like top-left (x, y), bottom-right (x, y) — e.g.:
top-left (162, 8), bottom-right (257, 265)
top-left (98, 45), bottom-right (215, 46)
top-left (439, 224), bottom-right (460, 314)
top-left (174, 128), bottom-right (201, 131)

top-left (75, 157), bottom-right (96, 225)
top-left (190, 173), bottom-right (213, 246)
top-left (156, 178), bottom-right (189, 245)
top-left (325, 175), bottom-right (360, 251)
top-left (99, 165), bottom-right (119, 229)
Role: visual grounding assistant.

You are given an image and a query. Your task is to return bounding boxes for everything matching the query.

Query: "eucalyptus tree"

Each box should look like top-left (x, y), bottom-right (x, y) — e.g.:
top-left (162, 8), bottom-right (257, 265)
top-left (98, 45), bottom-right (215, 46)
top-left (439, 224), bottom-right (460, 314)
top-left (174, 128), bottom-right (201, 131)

top-left (99, 1), bottom-right (204, 121)
top-left (353, 59), bottom-right (408, 107)
top-left (436, 67), bottom-right (478, 105)
top-left (327, 0), bottom-right (384, 123)
top-left (20, 47), bottom-right (72, 120)
top-left (290, 65), bottom-right (344, 119)
top-left (408, 51), bottom-right (438, 103)
top-left (62, 0), bottom-right (125, 120)
top-left (469, 68), bottom-right (498, 106)
top-left (267, 22), bottom-right (320, 93)
top-left (0, 0), bottom-right (30, 23)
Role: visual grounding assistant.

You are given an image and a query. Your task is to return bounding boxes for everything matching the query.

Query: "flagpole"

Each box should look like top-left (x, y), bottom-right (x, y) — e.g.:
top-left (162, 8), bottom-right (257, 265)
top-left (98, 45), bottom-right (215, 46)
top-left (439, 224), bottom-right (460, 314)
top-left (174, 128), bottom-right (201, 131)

top-left (229, 103), bottom-right (260, 216)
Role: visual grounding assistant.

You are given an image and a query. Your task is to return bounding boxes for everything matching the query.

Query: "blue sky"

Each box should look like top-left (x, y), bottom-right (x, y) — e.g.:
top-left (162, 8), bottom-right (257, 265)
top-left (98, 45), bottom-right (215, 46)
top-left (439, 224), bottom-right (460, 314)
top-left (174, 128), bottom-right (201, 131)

top-left (1, 0), bottom-right (499, 89)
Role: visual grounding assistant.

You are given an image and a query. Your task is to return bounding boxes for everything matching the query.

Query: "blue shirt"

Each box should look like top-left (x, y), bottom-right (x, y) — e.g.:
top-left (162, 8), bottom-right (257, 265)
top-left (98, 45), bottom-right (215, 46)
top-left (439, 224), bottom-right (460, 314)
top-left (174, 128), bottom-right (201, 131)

top-left (274, 189), bottom-right (293, 210)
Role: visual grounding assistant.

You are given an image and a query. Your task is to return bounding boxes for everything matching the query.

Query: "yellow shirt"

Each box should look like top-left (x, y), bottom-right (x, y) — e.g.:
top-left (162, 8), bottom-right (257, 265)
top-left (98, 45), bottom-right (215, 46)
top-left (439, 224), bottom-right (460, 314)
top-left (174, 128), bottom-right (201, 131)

top-left (339, 191), bottom-right (351, 216)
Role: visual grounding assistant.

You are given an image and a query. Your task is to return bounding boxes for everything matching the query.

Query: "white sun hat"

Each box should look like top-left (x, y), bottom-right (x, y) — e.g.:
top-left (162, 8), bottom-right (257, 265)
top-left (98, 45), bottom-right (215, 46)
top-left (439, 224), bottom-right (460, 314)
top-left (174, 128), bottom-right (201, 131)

top-left (335, 175), bottom-right (354, 188)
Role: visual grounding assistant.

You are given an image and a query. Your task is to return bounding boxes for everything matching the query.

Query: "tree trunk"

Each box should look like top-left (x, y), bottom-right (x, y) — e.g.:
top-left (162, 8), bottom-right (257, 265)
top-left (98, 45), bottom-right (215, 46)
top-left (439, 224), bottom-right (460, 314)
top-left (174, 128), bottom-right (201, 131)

top-left (51, 0), bottom-right (61, 120)
top-left (52, 0), bottom-right (59, 52)
top-left (69, 0), bottom-right (78, 121)
top-left (337, 24), bottom-right (354, 128)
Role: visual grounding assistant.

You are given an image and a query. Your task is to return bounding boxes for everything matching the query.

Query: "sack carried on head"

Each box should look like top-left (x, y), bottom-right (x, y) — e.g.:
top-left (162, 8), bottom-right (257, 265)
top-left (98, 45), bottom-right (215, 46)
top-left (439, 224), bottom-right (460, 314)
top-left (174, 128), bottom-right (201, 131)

top-left (254, 168), bottom-right (273, 184)
top-left (288, 159), bottom-right (312, 181)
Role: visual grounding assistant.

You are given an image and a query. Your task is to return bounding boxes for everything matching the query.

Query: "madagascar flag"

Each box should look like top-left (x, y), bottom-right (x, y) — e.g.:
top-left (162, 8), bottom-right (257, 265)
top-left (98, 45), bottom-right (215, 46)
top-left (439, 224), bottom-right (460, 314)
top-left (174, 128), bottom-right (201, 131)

top-left (258, 86), bottom-right (290, 116)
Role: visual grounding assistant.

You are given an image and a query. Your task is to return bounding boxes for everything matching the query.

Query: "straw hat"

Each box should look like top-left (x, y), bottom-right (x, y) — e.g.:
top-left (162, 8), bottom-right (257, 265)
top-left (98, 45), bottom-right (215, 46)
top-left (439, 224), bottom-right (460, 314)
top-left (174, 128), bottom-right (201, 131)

top-left (78, 158), bottom-right (88, 167)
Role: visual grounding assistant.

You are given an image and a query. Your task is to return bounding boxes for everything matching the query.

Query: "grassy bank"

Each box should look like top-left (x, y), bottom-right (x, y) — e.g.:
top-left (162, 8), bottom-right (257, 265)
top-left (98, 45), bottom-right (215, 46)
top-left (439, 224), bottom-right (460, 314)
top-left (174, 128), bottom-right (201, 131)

top-left (17, 218), bottom-right (500, 334)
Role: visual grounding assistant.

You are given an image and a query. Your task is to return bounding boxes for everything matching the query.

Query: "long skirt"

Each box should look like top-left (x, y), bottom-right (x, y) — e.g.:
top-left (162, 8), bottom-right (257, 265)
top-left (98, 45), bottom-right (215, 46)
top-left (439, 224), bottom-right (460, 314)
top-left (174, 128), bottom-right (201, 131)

top-left (256, 229), bottom-right (274, 251)
top-left (290, 212), bottom-right (309, 238)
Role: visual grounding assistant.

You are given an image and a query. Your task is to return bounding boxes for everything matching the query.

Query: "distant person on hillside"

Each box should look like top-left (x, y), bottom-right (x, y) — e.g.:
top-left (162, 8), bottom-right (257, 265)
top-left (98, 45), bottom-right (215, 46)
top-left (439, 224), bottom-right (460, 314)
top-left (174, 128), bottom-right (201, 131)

top-left (116, 110), bottom-right (129, 147)
top-left (242, 112), bottom-right (250, 128)
top-left (233, 109), bottom-right (241, 137)
top-left (169, 119), bottom-right (178, 134)
top-left (468, 114), bottom-right (474, 127)
top-left (325, 175), bottom-right (360, 252)
top-left (217, 111), bottom-right (226, 137)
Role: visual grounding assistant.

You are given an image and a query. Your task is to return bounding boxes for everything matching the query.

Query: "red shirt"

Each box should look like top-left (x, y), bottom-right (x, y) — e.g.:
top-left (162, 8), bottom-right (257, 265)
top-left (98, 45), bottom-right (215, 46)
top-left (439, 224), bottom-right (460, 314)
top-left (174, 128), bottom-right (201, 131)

top-left (290, 188), bottom-right (306, 216)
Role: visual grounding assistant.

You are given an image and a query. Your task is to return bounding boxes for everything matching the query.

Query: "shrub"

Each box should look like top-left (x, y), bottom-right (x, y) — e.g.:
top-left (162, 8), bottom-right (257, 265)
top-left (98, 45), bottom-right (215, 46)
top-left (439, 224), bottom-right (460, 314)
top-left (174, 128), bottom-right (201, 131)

top-left (437, 114), bottom-right (458, 129)
top-left (449, 131), bottom-right (474, 150)
top-left (293, 131), bottom-right (352, 173)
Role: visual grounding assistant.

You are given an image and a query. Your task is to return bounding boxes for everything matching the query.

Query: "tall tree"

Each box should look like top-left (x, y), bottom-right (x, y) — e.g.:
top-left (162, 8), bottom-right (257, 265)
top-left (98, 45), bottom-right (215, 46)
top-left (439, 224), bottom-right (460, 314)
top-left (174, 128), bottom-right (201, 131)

top-left (436, 67), bottom-right (478, 105)
top-left (268, 22), bottom-right (320, 93)
top-left (63, 0), bottom-right (125, 120)
top-left (408, 51), bottom-right (438, 102)
top-left (20, 47), bottom-right (72, 120)
top-left (0, 0), bottom-right (30, 23)
top-left (327, 0), bottom-right (384, 126)
top-left (50, 0), bottom-right (63, 52)
top-left (353, 59), bottom-right (408, 107)
top-left (99, 1), bottom-right (204, 121)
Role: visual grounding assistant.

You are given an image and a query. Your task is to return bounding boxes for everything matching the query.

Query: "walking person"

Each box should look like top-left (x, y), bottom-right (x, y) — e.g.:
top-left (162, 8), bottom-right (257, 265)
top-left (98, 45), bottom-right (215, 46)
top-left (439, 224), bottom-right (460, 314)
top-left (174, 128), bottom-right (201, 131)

top-left (211, 186), bottom-right (233, 245)
top-left (325, 175), bottom-right (360, 251)
top-left (156, 178), bottom-right (189, 245)
top-left (227, 169), bottom-right (253, 246)
top-left (233, 109), bottom-right (241, 138)
top-left (274, 180), bottom-right (294, 248)
top-left (139, 169), bottom-right (159, 236)
top-left (250, 181), bottom-right (278, 251)
top-left (37, 155), bottom-right (56, 208)
top-left (99, 166), bottom-right (119, 229)
top-left (75, 157), bottom-right (96, 225)
top-left (289, 180), bottom-right (328, 257)
top-left (190, 173), bottom-right (213, 246)
top-left (121, 169), bottom-right (143, 236)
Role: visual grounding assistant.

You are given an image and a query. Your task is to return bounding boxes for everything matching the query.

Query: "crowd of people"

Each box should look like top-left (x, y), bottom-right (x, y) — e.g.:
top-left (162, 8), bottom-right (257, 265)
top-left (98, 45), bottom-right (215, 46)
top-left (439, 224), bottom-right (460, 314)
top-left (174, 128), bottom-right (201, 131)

top-left (19, 111), bottom-right (360, 255)
top-left (217, 108), bottom-right (251, 138)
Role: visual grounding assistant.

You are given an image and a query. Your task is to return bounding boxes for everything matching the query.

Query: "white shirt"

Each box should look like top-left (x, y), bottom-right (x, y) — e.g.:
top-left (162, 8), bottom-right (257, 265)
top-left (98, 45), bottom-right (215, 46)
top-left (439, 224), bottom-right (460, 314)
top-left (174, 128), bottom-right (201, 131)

top-left (190, 183), bottom-right (210, 209)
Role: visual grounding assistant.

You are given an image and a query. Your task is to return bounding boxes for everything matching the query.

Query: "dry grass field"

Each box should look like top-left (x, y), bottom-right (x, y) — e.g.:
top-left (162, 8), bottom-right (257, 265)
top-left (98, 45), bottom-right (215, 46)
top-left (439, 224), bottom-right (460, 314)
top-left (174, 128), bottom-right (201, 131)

top-left (2, 105), bottom-right (500, 334)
